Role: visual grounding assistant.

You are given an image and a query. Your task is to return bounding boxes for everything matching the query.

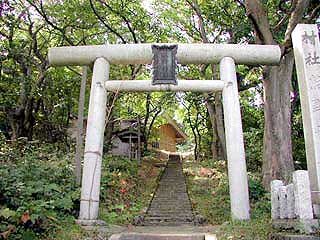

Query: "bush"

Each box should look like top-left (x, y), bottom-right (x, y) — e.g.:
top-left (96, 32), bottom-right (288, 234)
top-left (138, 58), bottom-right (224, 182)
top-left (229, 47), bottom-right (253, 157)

top-left (99, 155), bottom-right (148, 224)
top-left (248, 174), bottom-right (266, 202)
top-left (0, 141), bottom-right (79, 239)
top-left (244, 128), bottom-right (263, 172)
top-left (0, 140), bottom-right (163, 238)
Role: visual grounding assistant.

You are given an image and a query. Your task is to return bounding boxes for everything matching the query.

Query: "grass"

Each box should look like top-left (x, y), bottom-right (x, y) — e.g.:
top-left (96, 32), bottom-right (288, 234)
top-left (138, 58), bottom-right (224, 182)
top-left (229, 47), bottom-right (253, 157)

top-left (183, 157), bottom-right (273, 239)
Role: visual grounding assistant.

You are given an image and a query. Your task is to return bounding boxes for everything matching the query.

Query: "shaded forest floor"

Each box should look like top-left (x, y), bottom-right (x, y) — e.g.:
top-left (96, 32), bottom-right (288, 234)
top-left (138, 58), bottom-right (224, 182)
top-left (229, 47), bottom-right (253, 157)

top-left (1, 140), bottom-right (274, 239)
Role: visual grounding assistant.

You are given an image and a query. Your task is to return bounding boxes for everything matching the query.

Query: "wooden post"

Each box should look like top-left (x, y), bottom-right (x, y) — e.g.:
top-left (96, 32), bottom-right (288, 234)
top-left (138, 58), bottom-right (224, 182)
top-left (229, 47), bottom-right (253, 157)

top-left (74, 66), bottom-right (87, 185)
top-left (137, 117), bottom-right (141, 164)
top-left (129, 134), bottom-right (132, 160)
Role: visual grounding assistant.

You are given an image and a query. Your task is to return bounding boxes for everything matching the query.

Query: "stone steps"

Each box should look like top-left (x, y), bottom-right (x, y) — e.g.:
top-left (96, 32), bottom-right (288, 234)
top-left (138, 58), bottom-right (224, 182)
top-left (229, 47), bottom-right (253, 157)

top-left (136, 154), bottom-right (195, 226)
top-left (142, 222), bottom-right (194, 227)
top-left (109, 233), bottom-right (208, 240)
top-left (146, 214), bottom-right (193, 218)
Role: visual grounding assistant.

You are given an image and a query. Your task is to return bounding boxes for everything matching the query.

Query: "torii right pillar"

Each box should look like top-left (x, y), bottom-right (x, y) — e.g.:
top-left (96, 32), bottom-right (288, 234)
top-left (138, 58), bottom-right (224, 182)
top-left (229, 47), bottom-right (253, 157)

top-left (292, 24), bottom-right (320, 216)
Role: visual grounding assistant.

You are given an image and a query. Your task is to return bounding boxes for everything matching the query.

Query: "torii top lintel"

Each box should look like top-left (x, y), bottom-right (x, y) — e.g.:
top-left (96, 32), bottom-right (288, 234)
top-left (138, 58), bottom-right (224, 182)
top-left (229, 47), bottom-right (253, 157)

top-left (48, 43), bottom-right (281, 67)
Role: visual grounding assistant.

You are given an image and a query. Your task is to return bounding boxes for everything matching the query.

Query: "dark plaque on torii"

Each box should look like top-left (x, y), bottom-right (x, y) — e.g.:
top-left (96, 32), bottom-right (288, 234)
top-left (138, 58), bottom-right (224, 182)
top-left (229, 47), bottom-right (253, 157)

top-left (152, 45), bottom-right (178, 85)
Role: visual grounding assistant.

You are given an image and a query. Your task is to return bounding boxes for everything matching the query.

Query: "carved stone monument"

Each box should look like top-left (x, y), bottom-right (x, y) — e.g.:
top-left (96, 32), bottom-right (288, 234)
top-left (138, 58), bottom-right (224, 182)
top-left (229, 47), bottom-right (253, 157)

top-left (271, 171), bottom-right (319, 233)
top-left (292, 24), bottom-right (320, 215)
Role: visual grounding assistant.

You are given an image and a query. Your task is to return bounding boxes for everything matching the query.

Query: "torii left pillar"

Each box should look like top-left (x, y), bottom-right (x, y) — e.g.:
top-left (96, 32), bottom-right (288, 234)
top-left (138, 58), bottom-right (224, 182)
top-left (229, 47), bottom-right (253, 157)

top-left (77, 57), bottom-right (109, 225)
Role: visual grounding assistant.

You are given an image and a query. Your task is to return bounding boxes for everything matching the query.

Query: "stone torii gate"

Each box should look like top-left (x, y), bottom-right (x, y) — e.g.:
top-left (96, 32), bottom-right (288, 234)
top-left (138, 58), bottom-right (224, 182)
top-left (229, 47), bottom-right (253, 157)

top-left (48, 43), bottom-right (281, 225)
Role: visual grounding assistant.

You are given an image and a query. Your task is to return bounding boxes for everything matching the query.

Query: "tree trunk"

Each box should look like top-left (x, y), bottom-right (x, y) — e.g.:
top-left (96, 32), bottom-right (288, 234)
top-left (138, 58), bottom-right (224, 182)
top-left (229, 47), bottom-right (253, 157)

top-left (205, 98), bottom-right (218, 159)
top-left (204, 64), bottom-right (227, 160)
top-left (245, 0), bottom-right (310, 189)
top-left (204, 94), bottom-right (226, 161)
top-left (211, 65), bottom-right (226, 160)
top-left (194, 111), bottom-right (202, 159)
top-left (8, 98), bottom-right (35, 141)
top-left (262, 50), bottom-right (295, 188)
top-left (104, 92), bottom-right (117, 152)
top-left (214, 93), bottom-right (227, 160)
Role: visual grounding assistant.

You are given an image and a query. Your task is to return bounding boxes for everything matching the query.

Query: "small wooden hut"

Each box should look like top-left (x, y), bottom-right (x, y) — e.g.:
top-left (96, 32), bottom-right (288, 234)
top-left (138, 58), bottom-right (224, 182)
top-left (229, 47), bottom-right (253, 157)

top-left (158, 117), bottom-right (187, 152)
top-left (111, 119), bottom-right (143, 160)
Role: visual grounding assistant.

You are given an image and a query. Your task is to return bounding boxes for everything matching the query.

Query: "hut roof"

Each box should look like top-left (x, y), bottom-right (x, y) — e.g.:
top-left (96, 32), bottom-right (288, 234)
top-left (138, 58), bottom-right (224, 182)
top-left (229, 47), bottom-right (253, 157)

top-left (162, 115), bottom-right (188, 142)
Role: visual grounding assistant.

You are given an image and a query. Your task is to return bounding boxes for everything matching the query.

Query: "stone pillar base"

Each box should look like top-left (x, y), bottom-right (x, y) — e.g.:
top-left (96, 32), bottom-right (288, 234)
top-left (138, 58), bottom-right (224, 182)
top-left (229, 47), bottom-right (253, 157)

top-left (270, 233), bottom-right (320, 239)
top-left (76, 219), bottom-right (107, 226)
top-left (272, 219), bottom-right (319, 234)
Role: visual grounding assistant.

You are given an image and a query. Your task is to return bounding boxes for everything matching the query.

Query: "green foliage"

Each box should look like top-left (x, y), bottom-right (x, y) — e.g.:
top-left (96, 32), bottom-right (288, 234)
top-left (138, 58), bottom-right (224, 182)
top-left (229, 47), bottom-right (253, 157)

top-left (215, 216), bottom-right (271, 239)
top-left (248, 174), bottom-right (267, 202)
top-left (240, 85), bottom-right (265, 172)
top-left (0, 139), bottom-right (161, 239)
top-left (0, 141), bottom-right (80, 239)
top-left (104, 155), bottom-right (139, 176)
top-left (292, 105), bottom-right (307, 169)
top-left (244, 128), bottom-right (264, 172)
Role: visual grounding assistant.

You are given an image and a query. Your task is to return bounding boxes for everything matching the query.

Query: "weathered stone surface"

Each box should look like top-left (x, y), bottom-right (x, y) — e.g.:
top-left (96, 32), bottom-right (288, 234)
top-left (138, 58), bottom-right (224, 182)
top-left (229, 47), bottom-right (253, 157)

top-left (79, 58), bottom-right (109, 221)
top-left (272, 219), bottom-right (319, 234)
top-left (293, 170), bottom-right (314, 219)
top-left (292, 24), bottom-right (320, 214)
top-left (287, 184), bottom-right (296, 219)
top-left (48, 43), bottom-right (281, 66)
top-left (270, 233), bottom-right (320, 240)
top-left (271, 180), bottom-right (284, 219)
top-left (221, 57), bottom-right (250, 220)
top-left (280, 186), bottom-right (288, 219)
top-left (109, 233), bottom-right (206, 240)
top-left (75, 219), bottom-right (107, 226)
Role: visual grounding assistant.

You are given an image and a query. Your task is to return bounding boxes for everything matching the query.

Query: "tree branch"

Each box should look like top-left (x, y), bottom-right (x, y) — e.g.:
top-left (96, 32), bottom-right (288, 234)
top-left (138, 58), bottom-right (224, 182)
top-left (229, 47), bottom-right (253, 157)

top-left (103, 2), bottom-right (138, 43)
top-left (239, 82), bottom-right (259, 92)
top-left (305, 3), bottom-right (320, 23)
top-left (27, 0), bottom-right (74, 45)
top-left (89, 0), bottom-right (127, 44)
top-left (245, 0), bottom-right (275, 45)
top-left (272, 14), bottom-right (289, 32)
top-left (284, 0), bottom-right (310, 48)
top-left (186, 0), bottom-right (209, 43)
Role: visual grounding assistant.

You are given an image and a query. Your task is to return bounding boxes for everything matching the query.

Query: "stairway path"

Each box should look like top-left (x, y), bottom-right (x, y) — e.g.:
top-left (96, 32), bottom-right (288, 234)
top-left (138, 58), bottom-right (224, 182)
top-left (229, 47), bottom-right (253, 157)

top-left (142, 154), bottom-right (194, 226)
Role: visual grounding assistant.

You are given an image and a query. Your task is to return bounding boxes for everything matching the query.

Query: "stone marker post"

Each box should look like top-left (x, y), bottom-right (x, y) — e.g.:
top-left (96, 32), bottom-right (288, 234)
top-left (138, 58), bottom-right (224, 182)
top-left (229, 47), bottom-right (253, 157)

top-left (271, 180), bottom-right (283, 219)
top-left (293, 170), bottom-right (313, 219)
top-left (279, 186), bottom-right (288, 219)
top-left (286, 183), bottom-right (295, 219)
top-left (292, 24), bottom-right (320, 216)
top-left (220, 57), bottom-right (250, 220)
top-left (78, 58), bottom-right (109, 224)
